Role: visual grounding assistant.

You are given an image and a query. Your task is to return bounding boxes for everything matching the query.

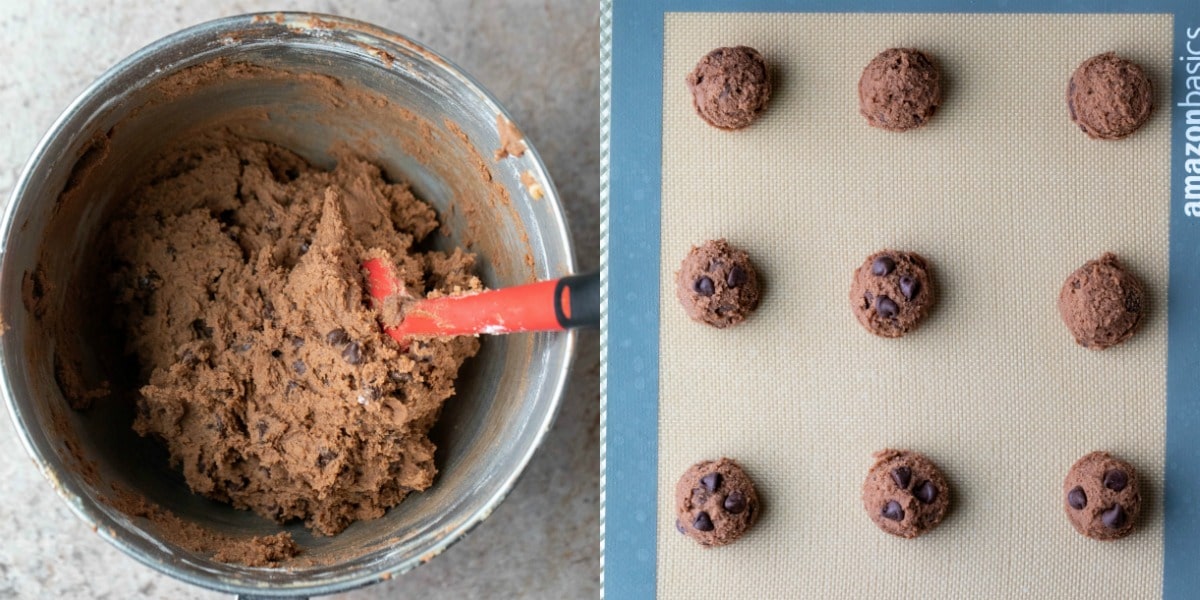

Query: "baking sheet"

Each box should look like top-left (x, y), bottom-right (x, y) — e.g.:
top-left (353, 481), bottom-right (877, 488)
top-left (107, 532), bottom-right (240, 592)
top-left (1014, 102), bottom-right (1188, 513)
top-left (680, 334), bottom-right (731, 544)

top-left (658, 13), bottom-right (1170, 598)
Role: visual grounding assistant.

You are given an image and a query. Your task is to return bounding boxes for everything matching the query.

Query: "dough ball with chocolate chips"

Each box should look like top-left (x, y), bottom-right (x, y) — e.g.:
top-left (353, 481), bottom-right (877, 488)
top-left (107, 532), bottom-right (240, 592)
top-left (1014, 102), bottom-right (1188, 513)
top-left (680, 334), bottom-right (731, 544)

top-left (862, 449), bottom-right (950, 539)
top-left (675, 239), bottom-right (761, 328)
top-left (849, 249), bottom-right (934, 338)
top-left (686, 46), bottom-right (772, 130)
top-left (1064, 451), bottom-right (1141, 541)
top-left (1058, 252), bottom-right (1145, 350)
top-left (1067, 52), bottom-right (1153, 140)
top-left (674, 458), bottom-right (760, 547)
top-left (858, 48), bottom-right (942, 132)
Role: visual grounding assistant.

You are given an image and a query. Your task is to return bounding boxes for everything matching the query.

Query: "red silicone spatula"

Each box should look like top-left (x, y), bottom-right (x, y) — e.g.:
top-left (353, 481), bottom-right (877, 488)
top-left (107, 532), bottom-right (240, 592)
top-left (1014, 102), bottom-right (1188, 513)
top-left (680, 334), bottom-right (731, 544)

top-left (363, 257), bottom-right (599, 344)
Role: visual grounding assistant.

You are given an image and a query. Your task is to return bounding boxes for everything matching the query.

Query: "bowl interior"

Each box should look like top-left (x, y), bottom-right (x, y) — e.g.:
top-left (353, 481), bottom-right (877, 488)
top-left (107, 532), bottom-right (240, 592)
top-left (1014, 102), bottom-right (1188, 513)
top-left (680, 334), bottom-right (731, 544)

top-left (0, 14), bottom-right (572, 595)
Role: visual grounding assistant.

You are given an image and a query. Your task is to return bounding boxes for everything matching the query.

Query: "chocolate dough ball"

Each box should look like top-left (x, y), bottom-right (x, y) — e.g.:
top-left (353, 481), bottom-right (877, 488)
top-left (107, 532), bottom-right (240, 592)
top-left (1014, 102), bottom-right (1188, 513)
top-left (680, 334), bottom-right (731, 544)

top-left (858, 48), bottom-right (942, 132)
top-left (1067, 52), bottom-right (1153, 140)
top-left (674, 458), bottom-right (761, 547)
top-left (862, 449), bottom-right (951, 539)
top-left (1058, 252), bottom-right (1145, 350)
top-left (1064, 451), bottom-right (1142, 540)
top-left (686, 46), bottom-right (772, 130)
top-left (849, 249), bottom-right (935, 338)
top-left (676, 239), bottom-right (761, 328)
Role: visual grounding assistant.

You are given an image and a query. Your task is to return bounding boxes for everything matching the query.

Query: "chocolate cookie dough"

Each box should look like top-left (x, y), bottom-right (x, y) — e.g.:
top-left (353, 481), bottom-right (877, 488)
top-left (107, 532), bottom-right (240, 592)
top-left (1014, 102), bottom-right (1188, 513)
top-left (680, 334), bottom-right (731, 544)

top-left (1064, 451), bottom-right (1141, 541)
top-left (862, 449), bottom-right (950, 539)
top-left (686, 46), bottom-right (772, 130)
top-left (849, 250), bottom-right (934, 338)
top-left (107, 132), bottom-right (482, 536)
top-left (858, 48), bottom-right (942, 132)
top-left (1058, 253), bottom-right (1145, 350)
top-left (1067, 53), bottom-right (1153, 140)
top-left (675, 239), bottom-right (762, 328)
top-left (674, 458), bottom-right (760, 547)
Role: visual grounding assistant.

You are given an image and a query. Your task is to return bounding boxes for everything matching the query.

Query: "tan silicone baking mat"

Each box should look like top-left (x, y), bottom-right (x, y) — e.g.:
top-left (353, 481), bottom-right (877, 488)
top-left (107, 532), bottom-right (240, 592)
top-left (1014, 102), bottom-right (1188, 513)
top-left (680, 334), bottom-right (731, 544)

top-left (659, 12), bottom-right (1171, 599)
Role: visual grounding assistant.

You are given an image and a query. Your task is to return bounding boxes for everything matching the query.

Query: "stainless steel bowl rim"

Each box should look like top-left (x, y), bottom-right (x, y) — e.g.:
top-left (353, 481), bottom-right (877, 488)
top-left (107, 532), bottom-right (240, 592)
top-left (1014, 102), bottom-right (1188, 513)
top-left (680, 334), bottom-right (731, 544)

top-left (1, 11), bottom-right (575, 597)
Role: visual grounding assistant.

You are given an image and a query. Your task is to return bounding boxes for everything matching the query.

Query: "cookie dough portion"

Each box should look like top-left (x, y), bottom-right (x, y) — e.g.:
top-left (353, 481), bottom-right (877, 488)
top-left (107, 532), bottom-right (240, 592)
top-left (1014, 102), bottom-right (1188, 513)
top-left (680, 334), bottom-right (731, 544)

top-left (211, 532), bottom-right (300, 567)
top-left (1058, 252), bottom-right (1145, 350)
top-left (862, 449), bottom-right (950, 539)
top-left (849, 249), bottom-right (934, 338)
top-left (1067, 52), bottom-right (1153, 140)
top-left (1064, 451), bottom-right (1141, 541)
top-left (108, 132), bottom-right (482, 536)
top-left (675, 239), bottom-right (762, 328)
top-left (674, 458), bottom-right (760, 547)
top-left (858, 48), bottom-right (942, 132)
top-left (686, 46), bottom-right (772, 130)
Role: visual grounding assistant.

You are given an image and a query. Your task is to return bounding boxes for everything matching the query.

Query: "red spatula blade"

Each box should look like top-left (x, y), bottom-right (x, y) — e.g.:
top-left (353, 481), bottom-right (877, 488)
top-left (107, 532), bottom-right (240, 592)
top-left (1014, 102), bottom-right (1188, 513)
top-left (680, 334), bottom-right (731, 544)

top-left (363, 257), bottom-right (566, 343)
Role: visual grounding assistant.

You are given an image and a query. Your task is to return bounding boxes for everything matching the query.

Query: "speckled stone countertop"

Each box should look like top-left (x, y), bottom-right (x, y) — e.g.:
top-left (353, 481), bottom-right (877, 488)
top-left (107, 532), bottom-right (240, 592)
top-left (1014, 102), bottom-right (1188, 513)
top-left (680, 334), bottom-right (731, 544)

top-left (0, 1), bottom-right (598, 598)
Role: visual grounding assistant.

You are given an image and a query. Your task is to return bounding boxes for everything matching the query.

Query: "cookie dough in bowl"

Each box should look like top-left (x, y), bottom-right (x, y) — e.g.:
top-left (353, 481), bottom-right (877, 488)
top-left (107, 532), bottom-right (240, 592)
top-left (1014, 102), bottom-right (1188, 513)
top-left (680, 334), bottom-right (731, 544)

top-left (0, 13), bottom-right (574, 596)
top-left (112, 133), bottom-right (482, 537)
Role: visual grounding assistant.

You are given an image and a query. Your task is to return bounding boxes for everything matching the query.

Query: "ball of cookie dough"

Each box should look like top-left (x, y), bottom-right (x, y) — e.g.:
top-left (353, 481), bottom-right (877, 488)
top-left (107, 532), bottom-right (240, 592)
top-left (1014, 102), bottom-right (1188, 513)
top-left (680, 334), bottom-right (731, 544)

top-left (675, 458), bottom-right (760, 547)
top-left (862, 449), bottom-right (950, 539)
top-left (1067, 52), bottom-right (1153, 140)
top-left (858, 48), bottom-right (942, 132)
top-left (1058, 252), bottom-right (1145, 350)
top-left (676, 239), bottom-right (761, 328)
top-left (686, 46), bottom-right (772, 130)
top-left (849, 250), bottom-right (934, 338)
top-left (1063, 451), bottom-right (1141, 541)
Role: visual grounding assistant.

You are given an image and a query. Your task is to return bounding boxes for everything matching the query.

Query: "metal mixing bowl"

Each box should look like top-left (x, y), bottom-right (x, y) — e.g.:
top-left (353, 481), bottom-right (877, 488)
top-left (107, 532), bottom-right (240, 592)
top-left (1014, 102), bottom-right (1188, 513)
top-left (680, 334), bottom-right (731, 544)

top-left (0, 12), bottom-right (574, 597)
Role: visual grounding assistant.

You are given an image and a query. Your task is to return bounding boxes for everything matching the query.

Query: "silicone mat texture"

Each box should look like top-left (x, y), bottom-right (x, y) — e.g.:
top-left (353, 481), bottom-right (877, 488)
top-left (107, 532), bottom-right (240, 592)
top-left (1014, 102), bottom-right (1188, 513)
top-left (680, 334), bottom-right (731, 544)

top-left (659, 12), bottom-right (1170, 598)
